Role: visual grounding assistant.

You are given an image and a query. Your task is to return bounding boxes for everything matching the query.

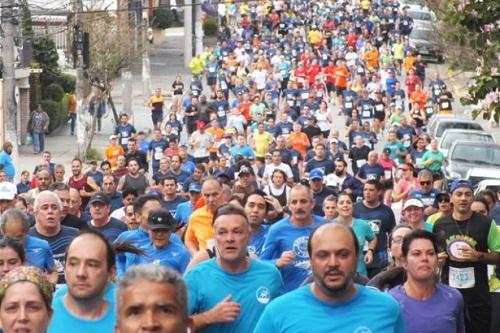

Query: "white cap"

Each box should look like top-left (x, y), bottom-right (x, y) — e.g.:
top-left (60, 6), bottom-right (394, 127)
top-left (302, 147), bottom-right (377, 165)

top-left (0, 182), bottom-right (17, 200)
top-left (403, 198), bottom-right (424, 210)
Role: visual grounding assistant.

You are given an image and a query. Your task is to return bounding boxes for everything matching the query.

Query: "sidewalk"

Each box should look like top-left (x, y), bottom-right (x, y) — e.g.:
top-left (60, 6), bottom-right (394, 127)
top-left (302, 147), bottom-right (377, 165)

top-left (18, 27), bottom-right (191, 174)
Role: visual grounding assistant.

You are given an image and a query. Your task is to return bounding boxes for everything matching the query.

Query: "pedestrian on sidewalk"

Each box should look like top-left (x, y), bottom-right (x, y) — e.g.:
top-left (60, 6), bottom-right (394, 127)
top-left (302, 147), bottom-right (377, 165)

top-left (27, 104), bottom-right (50, 154)
top-left (0, 141), bottom-right (15, 181)
top-left (67, 91), bottom-right (77, 135)
top-left (88, 89), bottom-right (106, 134)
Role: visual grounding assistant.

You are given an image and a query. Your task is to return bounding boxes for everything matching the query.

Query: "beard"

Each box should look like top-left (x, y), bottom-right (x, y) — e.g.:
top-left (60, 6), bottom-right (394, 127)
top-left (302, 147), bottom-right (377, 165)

top-left (313, 268), bottom-right (356, 299)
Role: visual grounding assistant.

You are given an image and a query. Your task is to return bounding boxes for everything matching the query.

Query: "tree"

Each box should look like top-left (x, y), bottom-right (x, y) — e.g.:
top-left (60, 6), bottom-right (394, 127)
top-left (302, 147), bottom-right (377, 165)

top-left (426, 0), bottom-right (500, 122)
top-left (32, 36), bottom-right (61, 87)
top-left (21, 0), bottom-right (33, 38)
top-left (76, 7), bottom-right (143, 159)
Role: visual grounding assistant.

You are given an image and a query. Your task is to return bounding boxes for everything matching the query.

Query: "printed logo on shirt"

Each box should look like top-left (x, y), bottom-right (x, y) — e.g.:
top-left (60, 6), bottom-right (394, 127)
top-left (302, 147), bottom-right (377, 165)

top-left (247, 245), bottom-right (257, 257)
top-left (292, 236), bottom-right (309, 258)
top-left (255, 286), bottom-right (271, 304)
top-left (353, 327), bottom-right (372, 333)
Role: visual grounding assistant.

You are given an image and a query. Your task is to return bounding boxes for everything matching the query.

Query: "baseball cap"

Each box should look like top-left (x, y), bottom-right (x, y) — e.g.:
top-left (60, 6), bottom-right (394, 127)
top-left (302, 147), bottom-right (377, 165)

top-left (239, 166), bottom-right (252, 176)
top-left (329, 138), bottom-right (338, 144)
top-left (148, 209), bottom-right (175, 230)
top-left (309, 169), bottom-right (325, 181)
top-left (109, 135), bottom-right (118, 140)
top-left (0, 182), bottom-right (17, 200)
top-left (89, 192), bottom-right (110, 205)
top-left (403, 198), bottom-right (424, 210)
top-left (449, 179), bottom-right (473, 193)
top-left (188, 183), bottom-right (201, 193)
top-left (383, 147), bottom-right (391, 155)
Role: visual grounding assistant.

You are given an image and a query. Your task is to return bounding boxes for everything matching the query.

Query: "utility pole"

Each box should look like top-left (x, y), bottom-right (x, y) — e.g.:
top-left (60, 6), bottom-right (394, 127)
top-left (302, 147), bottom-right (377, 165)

top-left (1, 0), bottom-right (19, 171)
top-left (194, 0), bottom-right (203, 55)
top-left (73, 0), bottom-right (86, 159)
top-left (184, 0), bottom-right (192, 68)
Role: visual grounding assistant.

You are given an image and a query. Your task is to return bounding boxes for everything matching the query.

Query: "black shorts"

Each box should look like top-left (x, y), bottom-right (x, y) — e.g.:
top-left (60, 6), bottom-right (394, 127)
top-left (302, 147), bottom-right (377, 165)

top-left (374, 111), bottom-right (386, 121)
top-left (195, 156), bottom-right (209, 164)
top-left (207, 76), bottom-right (216, 86)
top-left (151, 111), bottom-right (163, 125)
top-left (336, 87), bottom-right (346, 96)
top-left (209, 152), bottom-right (218, 161)
top-left (326, 82), bottom-right (335, 93)
top-left (432, 170), bottom-right (444, 180)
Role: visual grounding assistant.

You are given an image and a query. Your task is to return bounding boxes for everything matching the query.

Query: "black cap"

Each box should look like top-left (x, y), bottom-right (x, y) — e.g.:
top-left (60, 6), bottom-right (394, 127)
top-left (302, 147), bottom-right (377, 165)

top-left (89, 192), bottom-right (109, 205)
top-left (148, 208), bottom-right (175, 230)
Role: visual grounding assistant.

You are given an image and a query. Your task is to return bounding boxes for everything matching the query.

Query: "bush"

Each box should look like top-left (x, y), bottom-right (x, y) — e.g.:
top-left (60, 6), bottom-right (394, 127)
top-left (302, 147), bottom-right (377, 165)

top-left (41, 99), bottom-right (67, 133)
top-left (44, 83), bottom-right (65, 101)
top-left (203, 16), bottom-right (218, 37)
top-left (85, 147), bottom-right (103, 162)
top-left (151, 8), bottom-right (174, 29)
top-left (61, 93), bottom-right (70, 115)
top-left (58, 74), bottom-right (76, 93)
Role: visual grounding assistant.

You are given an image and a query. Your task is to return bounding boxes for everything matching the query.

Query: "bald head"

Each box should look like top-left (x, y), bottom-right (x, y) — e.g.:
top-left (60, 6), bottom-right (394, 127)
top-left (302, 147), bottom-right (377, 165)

top-left (308, 223), bottom-right (359, 258)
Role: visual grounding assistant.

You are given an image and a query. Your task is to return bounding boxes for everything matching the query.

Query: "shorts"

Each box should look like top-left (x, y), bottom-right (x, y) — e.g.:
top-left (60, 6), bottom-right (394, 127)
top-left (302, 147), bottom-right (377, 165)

top-left (194, 156), bottom-right (209, 164)
top-left (326, 82), bottom-right (335, 93)
top-left (432, 170), bottom-right (444, 180)
top-left (374, 111), bottom-right (386, 121)
top-left (151, 111), bottom-right (163, 125)
top-left (207, 76), bottom-right (216, 86)
top-left (336, 87), bottom-right (346, 96)
top-left (209, 152), bottom-right (218, 161)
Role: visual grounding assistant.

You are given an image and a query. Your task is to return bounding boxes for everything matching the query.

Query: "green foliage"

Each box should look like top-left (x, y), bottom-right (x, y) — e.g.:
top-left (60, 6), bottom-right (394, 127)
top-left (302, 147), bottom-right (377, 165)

top-left (426, 0), bottom-right (500, 118)
top-left (21, 0), bottom-right (33, 37)
top-left (33, 36), bottom-right (60, 88)
top-left (29, 73), bottom-right (42, 111)
top-left (85, 147), bottom-right (103, 161)
top-left (43, 83), bottom-right (65, 101)
top-left (40, 99), bottom-right (66, 133)
top-left (61, 94), bottom-right (70, 115)
top-left (151, 8), bottom-right (174, 29)
top-left (203, 16), bottom-right (218, 37)
top-left (58, 74), bottom-right (76, 93)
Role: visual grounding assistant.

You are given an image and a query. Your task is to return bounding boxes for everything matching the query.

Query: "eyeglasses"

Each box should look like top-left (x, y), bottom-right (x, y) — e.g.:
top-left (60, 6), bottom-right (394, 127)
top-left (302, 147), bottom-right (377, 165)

top-left (439, 197), bottom-right (450, 203)
top-left (420, 181), bottom-right (432, 186)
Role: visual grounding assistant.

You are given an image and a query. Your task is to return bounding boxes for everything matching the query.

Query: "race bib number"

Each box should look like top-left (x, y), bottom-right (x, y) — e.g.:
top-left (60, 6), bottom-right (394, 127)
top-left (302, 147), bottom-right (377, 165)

top-left (384, 170), bottom-right (392, 179)
top-left (209, 67), bottom-right (215, 73)
top-left (154, 147), bottom-right (163, 160)
top-left (217, 109), bottom-right (226, 117)
top-left (121, 137), bottom-right (129, 145)
top-left (362, 110), bottom-right (372, 118)
top-left (345, 102), bottom-right (353, 109)
top-left (301, 92), bottom-right (309, 99)
top-left (449, 266), bottom-right (475, 289)
top-left (375, 104), bottom-right (384, 112)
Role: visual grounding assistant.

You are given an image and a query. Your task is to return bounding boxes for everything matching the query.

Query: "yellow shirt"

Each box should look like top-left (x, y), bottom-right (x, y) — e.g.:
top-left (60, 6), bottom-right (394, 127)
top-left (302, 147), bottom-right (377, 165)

top-left (185, 206), bottom-right (214, 251)
top-left (189, 57), bottom-right (205, 75)
top-left (253, 131), bottom-right (274, 157)
top-left (308, 30), bottom-right (321, 44)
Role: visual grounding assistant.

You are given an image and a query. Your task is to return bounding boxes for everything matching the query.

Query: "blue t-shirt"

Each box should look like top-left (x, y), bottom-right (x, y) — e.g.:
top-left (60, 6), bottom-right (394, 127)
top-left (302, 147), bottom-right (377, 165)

top-left (389, 283), bottom-right (464, 333)
top-left (162, 196), bottom-right (188, 218)
top-left (254, 284), bottom-right (406, 333)
top-left (409, 188), bottom-right (441, 208)
top-left (25, 235), bottom-right (55, 272)
top-left (248, 225), bottom-right (269, 257)
top-left (48, 295), bottom-right (116, 333)
top-left (125, 241), bottom-right (191, 275)
top-left (260, 216), bottom-right (325, 291)
top-left (88, 217), bottom-right (127, 242)
top-left (174, 201), bottom-right (194, 226)
top-left (357, 163), bottom-right (385, 182)
top-left (114, 228), bottom-right (182, 276)
top-left (185, 258), bottom-right (284, 333)
top-left (0, 151), bottom-right (15, 179)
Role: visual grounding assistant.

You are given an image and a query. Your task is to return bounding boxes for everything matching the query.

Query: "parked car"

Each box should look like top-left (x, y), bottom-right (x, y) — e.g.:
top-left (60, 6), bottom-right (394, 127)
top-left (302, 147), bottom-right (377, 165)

top-left (427, 114), bottom-right (460, 135)
top-left (444, 141), bottom-right (500, 185)
top-left (438, 129), bottom-right (495, 157)
top-left (409, 21), bottom-right (443, 63)
top-left (430, 118), bottom-right (483, 140)
top-left (406, 5), bottom-right (436, 23)
top-left (474, 179), bottom-right (500, 196)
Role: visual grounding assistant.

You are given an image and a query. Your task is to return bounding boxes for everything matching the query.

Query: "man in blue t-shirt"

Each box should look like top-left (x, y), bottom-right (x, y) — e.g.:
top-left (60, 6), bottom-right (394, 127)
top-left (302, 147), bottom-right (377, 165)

top-left (48, 231), bottom-right (116, 333)
top-left (254, 223), bottom-right (406, 333)
top-left (261, 185), bottom-right (325, 291)
top-left (409, 170), bottom-right (440, 218)
top-left (184, 205), bottom-right (284, 333)
top-left (161, 176), bottom-right (187, 217)
top-left (87, 192), bottom-right (127, 242)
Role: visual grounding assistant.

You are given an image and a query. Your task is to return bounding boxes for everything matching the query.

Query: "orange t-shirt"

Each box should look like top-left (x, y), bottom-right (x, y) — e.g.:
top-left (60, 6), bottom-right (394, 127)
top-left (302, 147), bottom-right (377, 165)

top-left (335, 66), bottom-right (349, 88)
top-left (410, 90), bottom-right (428, 110)
top-left (206, 127), bottom-right (225, 153)
top-left (185, 206), bottom-right (214, 251)
top-left (404, 56), bottom-right (416, 73)
top-left (287, 132), bottom-right (310, 158)
top-left (105, 145), bottom-right (125, 170)
top-left (237, 101), bottom-right (252, 121)
top-left (364, 49), bottom-right (379, 70)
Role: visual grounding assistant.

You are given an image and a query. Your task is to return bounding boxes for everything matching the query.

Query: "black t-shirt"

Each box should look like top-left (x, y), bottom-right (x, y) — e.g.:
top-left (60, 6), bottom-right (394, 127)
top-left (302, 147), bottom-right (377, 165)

top-left (302, 126), bottom-right (322, 143)
top-left (313, 186), bottom-right (335, 216)
top-left (61, 214), bottom-right (87, 230)
top-left (28, 226), bottom-right (80, 284)
top-left (433, 212), bottom-right (494, 306)
top-left (348, 145), bottom-right (371, 175)
top-left (172, 82), bottom-right (184, 95)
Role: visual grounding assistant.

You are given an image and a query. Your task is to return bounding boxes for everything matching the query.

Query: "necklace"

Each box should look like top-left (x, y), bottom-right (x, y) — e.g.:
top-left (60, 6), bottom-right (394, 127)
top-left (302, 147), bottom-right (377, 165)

top-left (453, 217), bottom-right (470, 236)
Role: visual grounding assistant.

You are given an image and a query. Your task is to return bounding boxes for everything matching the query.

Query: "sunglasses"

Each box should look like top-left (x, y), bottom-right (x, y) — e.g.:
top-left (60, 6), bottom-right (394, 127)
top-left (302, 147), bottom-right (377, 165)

top-left (399, 168), bottom-right (410, 172)
top-left (420, 181), bottom-right (432, 185)
top-left (438, 197), bottom-right (450, 203)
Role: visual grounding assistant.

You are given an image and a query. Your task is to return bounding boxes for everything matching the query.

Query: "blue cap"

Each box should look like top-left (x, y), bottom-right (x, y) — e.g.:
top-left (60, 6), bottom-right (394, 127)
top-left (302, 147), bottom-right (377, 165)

top-left (449, 180), bottom-right (473, 193)
top-left (309, 169), bottom-right (324, 181)
top-left (188, 183), bottom-right (201, 193)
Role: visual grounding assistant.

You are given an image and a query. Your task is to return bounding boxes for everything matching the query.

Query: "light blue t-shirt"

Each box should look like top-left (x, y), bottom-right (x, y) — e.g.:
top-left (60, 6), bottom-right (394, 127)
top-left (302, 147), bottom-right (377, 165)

top-left (174, 201), bottom-right (194, 226)
top-left (53, 282), bottom-right (116, 304)
top-left (47, 295), bottom-right (116, 333)
top-left (114, 227), bottom-right (182, 276)
top-left (248, 225), bottom-right (269, 257)
top-left (124, 241), bottom-right (191, 275)
top-left (185, 258), bottom-right (284, 333)
top-left (260, 216), bottom-right (325, 291)
top-left (333, 219), bottom-right (375, 277)
top-left (254, 284), bottom-right (407, 333)
top-left (25, 235), bottom-right (55, 272)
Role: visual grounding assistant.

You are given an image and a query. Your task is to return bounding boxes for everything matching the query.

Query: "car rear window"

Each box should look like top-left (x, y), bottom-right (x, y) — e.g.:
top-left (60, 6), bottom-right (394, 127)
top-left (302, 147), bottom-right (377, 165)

top-left (436, 122), bottom-right (483, 137)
